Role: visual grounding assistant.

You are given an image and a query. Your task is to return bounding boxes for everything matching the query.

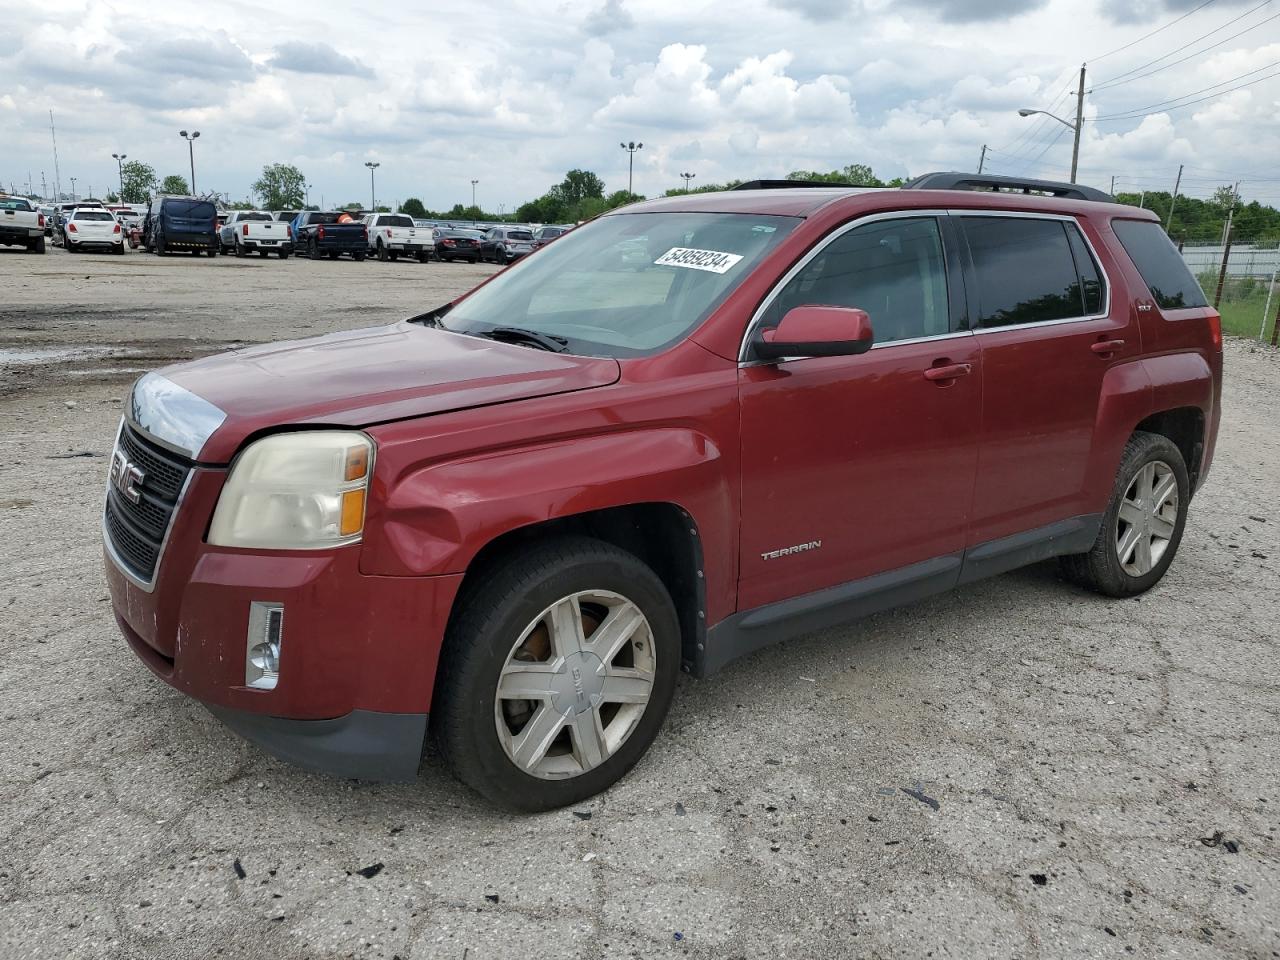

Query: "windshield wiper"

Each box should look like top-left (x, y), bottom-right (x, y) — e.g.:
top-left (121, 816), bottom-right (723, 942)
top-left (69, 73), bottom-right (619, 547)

top-left (478, 327), bottom-right (570, 353)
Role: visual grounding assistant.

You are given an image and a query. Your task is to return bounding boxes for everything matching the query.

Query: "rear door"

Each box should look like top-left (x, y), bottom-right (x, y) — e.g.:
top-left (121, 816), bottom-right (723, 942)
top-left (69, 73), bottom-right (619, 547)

top-left (957, 211), bottom-right (1136, 547)
top-left (737, 213), bottom-right (981, 610)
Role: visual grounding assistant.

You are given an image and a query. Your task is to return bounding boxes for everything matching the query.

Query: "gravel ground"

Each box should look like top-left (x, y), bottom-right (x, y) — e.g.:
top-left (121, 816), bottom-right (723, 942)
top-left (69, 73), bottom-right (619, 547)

top-left (1, 245), bottom-right (1278, 960)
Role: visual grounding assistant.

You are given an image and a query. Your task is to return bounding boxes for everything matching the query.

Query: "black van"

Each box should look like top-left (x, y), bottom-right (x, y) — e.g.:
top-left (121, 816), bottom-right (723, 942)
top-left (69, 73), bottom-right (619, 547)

top-left (144, 197), bottom-right (218, 257)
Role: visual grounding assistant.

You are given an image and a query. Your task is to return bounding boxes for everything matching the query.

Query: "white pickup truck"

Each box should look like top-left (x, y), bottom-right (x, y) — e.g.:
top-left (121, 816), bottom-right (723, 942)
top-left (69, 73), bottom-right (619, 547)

top-left (363, 213), bottom-right (433, 263)
top-left (0, 195), bottom-right (47, 253)
top-left (219, 210), bottom-right (293, 259)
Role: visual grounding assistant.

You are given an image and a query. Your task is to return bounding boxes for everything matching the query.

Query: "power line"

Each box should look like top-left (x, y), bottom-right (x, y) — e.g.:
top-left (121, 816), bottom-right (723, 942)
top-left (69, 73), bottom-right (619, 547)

top-left (1093, 0), bottom-right (1275, 90)
top-left (1093, 9), bottom-right (1280, 92)
top-left (1088, 0), bottom-right (1220, 63)
top-left (1091, 60), bottom-right (1280, 120)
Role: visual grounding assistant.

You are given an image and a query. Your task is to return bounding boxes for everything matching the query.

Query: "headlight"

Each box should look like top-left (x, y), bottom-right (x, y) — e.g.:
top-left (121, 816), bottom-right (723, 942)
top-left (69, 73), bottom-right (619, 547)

top-left (208, 431), bottom-right (373, 549)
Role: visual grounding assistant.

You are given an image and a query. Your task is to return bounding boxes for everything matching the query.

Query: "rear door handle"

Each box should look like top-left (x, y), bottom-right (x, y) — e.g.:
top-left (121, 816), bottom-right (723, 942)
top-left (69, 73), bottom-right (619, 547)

top-left (1091, 339), bottom-right (1126, 355)
top-left (924, 362), bottom-right (972, 382)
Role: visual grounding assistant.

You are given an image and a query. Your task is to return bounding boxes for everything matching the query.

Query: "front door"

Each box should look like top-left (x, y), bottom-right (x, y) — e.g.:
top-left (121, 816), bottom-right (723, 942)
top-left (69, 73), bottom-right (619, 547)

top-left (737, 215), bottom-right (981, 612)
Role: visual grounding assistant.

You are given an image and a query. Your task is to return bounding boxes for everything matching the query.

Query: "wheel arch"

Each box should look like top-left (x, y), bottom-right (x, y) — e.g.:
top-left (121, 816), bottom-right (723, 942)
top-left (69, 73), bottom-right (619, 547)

top-left (1132, 406), bottom-right (1205, 492)
top-left (444, 503), bottom-right (707, 673)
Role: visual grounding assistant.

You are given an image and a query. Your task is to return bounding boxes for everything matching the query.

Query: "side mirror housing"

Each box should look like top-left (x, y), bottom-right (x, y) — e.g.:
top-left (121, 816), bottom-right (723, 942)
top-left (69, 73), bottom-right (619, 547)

top-left (754, 305), bottom-right (875, 361)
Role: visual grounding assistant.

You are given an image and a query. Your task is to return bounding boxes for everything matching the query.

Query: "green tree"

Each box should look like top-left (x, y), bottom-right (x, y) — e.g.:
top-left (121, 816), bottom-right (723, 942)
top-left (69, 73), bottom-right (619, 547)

top-left (252, 163), bottom-right (306, 210)
top-left (104, 191), bottom-right (120, 203)
top-left (119, 161), bottom-right (157, 203)
top-left (160, 174), bottom-right (189, 195)
top-left (400, 197), bottom-right (427, 218)
top-left (786, 163), bottom-right (885, 186)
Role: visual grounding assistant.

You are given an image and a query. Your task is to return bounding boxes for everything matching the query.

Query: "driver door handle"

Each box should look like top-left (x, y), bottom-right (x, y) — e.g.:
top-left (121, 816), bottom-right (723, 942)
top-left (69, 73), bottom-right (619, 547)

top-left (924, 362), bottom-right (972, 382)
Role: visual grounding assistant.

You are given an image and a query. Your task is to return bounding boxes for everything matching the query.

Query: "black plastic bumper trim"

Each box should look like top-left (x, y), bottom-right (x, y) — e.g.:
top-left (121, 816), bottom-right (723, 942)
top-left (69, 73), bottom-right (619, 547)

top-left (207, 705), bottom-right (427, 782)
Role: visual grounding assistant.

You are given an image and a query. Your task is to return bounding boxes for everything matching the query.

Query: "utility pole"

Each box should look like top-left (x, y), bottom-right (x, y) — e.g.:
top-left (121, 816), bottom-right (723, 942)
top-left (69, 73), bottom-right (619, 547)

top-left (179, 130), bottom-right (200, 194)
top-left (49, 110), bottom-right (62, 201)
top-left (620, 141), bottom-right (643, 195)
top-left (364, 161), bottom-right (380, 211)
top-left (1221, 180), bottom-right (1240, 246)
top-left (1070, 63), bottom-right (1086, 185)
top-left (1166, 164), bottom-right (1183, 230)
top-left (1110, 175), bottom-right (1116, 195)
top-left (41, 172), bottom-right (47, 201)
top-left (977, 144), bottom-right (987, 175)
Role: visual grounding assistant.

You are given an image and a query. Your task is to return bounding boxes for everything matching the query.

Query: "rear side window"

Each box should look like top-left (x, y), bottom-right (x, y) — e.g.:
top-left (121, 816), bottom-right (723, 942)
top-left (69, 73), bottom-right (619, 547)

top-left (961, 217), bottom-right (1085, 328)
top-left (1111, 219), bottom-right (1208, 310)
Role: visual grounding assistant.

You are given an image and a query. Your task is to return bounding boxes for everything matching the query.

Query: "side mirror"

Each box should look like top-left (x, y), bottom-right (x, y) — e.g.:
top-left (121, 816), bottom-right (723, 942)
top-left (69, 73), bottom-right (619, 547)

top-left (754, 305), bottom-right (875, 361)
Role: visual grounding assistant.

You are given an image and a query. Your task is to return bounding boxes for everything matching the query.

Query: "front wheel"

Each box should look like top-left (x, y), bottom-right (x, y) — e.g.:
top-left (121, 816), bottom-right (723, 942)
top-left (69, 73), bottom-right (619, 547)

top-left (1060, 430), bottom-right (1190, 597)
top-left (432, 537), bottom-right (680, 811)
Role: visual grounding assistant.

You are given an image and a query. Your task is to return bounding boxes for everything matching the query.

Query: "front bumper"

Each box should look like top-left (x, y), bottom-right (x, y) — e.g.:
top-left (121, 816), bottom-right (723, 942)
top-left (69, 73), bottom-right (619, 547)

top-left (105, 468), bottom-right (464, 778)
top-left (208, 704), bottom-right (427, 781)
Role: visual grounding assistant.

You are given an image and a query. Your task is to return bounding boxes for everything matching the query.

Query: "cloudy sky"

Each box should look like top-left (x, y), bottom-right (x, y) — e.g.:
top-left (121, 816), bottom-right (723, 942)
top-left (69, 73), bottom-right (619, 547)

top-left (2, 0), bottom-right (1278, 210)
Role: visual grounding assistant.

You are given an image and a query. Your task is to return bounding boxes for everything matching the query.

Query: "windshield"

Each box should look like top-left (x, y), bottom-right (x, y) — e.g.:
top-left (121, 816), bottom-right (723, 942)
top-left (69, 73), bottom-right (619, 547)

top-left (164, 200), bottom-right (215, 219)
top-left (443, 211), bottom-right (798, 357)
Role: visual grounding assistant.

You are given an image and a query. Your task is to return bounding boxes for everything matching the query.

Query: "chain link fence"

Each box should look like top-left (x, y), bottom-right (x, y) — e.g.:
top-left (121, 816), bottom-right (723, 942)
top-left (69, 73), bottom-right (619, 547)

top-left (1181, 240), bottom-right (1280, 343)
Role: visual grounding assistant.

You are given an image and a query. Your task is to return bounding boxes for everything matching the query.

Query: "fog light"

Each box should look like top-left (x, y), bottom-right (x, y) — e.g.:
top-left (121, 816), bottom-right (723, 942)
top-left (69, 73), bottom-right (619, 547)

top-left (246, 602), bottom-right (284, 690)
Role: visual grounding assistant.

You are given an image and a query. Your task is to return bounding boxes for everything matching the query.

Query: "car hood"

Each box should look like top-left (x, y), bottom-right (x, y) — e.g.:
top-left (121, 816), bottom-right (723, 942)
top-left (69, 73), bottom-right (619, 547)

top-left (140, 322), bottom-right (620, 463)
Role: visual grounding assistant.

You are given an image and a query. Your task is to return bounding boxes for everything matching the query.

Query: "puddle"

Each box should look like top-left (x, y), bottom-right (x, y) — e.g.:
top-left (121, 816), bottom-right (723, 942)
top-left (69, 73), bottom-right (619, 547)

top-left (0, 346), bottom-right (136, 366)
top-left (67, 367), bottom-right (151, 377)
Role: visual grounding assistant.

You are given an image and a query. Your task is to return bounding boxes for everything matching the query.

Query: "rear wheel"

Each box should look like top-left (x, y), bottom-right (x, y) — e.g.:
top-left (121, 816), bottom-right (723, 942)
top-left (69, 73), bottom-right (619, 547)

top-left (234, 238), bottom-right (246, 258)
top-left (388, 250), bottom-right (399, 261)
top-left (327, 250), bottom-right (339, 260)
top-left (432, 537), bottom-right (679, 811)
top-left (1061, 431), bottom-right (1189, 598)
top-left (113, 242), bottom-right (124, 255)
top-left (279, 249), bottom-right (290, 260)
top-left (29, 237), bottom-right (45, 254)
top-left (258, 249), bottom-right (268, 258)
top-left (206, 247), bottom-right (217, 257)
top-left (309, 238), bottom-right (322, 260)
top-left (377, 241), bottom-right (388, 262)
top-left (353, 252), bottom-right (366, 262)
top-left (417, 251), bottom-right (429, 263)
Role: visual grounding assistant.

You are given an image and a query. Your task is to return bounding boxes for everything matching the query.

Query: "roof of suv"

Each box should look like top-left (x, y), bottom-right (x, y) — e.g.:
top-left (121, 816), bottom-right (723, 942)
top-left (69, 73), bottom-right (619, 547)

top-left (618, 175), bottom-right (1158, 222)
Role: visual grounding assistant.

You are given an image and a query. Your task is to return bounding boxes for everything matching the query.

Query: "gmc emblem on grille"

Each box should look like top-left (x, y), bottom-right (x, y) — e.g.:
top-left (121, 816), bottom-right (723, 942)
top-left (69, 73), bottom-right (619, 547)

top-left (109, 449), bottom-right (146, 504)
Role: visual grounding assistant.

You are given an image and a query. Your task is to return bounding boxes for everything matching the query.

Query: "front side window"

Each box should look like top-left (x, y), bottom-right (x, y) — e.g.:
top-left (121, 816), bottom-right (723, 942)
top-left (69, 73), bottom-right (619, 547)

top-left (962, 217), bottom-right (1085, 328)
top-left (442, 212), bottom-right (799, 357)
top-left (1111, 219), bottom-right (1208, 310)
top-left (761, 217), bottom-right (950, 345)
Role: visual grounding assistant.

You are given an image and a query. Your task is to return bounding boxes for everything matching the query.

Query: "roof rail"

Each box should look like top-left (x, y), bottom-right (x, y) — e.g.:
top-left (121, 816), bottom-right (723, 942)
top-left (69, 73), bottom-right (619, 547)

top-left (732, 179), bottom-right (859, 190)
top-left (903, 171), bottom-right (1113, 203)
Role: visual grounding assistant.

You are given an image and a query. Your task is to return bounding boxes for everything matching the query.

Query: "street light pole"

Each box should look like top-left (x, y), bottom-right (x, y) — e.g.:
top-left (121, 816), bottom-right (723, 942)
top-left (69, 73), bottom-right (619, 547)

top-left (70, 177), bottom-right (77, 201)
top-left (112, 152), bottom-right (127, 201)
top-left (178, 130), bottom-right (200, 194)
top-left (680, 171), bottom-right (696, 193)
top-left (1017, 63), bottom-right (1086, 184)
top-left (365, 161), bottom-right (380, 211)
top-left (620, 141), bottom-right (643, 195)
top-left (471, 179), bottom-right (479, 211)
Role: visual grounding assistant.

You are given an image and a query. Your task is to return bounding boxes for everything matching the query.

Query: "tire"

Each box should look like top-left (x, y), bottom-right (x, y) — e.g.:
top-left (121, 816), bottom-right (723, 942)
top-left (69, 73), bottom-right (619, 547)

top-left (207, 247), bottom-right (217, 258)
top-left (469, 257), bottom-right (478, 264)
top-left (353, 252), bottom-right (366, 262)
top-left (327, 250), bottom-right (339, 260)
top-left (309, 238), bottom-right (322, 261)
top-left (113, 242), bottom-right (124, 256)
top-left (234, 239), bottom-right (246, 257)
top-left (258, 249), bottom-right (268, 258)
top-left (30, 237), bottom-right (45, 254)
top-left (388, 250), bottom-right (399, 262)
top-left (156, 235), bottom-right (167, 256)
top-left (377, 241), bottom-right (388, 262)
top-left (432, 536), bottom-right (680, 811)
top-left (1060, 430), bottom-right (1190, 598)
top-left (279, 250), bottom-right (290, 260)
top-left (417, 251), bottom-right (429, 263)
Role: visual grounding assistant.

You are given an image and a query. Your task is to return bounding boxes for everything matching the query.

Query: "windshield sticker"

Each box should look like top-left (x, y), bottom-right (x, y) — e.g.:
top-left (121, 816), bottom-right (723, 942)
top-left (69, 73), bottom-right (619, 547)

top-left (654, 247), bottom-right (744, 274)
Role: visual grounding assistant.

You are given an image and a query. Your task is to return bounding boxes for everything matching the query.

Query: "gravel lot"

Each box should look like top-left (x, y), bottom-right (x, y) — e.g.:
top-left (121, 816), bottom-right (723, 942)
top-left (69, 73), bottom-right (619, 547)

top-left (1, 245), bottom-right (1278, 960)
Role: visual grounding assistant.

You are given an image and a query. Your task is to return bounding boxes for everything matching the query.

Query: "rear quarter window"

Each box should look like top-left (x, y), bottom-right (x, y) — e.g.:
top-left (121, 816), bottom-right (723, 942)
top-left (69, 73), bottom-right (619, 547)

top-left (1111, 219), bottom-right (1208, 310)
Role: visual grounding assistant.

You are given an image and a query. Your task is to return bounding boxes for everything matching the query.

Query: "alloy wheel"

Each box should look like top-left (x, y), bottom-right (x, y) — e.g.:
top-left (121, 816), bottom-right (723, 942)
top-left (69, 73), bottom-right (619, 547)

top-left (494, 590), bottom-right (656, 780)
top-left (1115, 459), bottom-right (1178, 576)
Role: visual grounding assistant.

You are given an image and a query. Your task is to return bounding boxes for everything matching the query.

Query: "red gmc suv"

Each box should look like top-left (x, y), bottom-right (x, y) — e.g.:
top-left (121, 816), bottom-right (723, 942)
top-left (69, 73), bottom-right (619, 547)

top-left (103, 173), bottom-right (1222, 810)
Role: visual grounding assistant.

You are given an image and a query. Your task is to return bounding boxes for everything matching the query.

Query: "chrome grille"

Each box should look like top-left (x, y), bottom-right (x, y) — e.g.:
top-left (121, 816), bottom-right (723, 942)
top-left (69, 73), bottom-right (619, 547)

top-left (104, 423), bottom-right (193, 583)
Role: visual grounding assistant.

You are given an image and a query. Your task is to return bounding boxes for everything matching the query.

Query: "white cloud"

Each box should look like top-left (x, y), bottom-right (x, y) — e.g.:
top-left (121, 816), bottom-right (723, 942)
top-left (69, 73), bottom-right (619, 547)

top-left (1, 0), bottom-right (1277, 210)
